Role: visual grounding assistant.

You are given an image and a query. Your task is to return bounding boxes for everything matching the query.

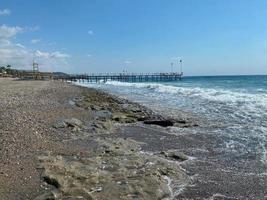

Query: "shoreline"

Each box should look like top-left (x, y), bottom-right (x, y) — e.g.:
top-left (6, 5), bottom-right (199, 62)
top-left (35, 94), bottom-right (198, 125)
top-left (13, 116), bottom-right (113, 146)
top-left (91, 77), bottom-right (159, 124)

top-left (1, 79), bottom-right (266, 199)
top-left (0, 79), bottom-right (194, 200)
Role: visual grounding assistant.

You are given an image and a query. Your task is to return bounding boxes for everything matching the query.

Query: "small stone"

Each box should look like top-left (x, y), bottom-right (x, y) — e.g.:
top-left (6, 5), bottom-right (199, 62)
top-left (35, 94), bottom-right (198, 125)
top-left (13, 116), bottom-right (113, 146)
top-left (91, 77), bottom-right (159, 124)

top-left (33, 191), bottom-right (55, 200)
top-left (52, 121), bottom-right (67, 129)
top-left (68, 100), bottom-right (75, 106)
top-left (94, 110), bottom-right (113, 121)
top-left (64, 118), bottom-right (83, 127)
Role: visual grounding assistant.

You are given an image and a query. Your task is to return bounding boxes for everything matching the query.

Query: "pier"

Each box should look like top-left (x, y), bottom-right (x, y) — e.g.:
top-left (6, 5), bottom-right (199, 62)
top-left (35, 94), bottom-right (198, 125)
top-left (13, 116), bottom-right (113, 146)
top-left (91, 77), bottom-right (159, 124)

top-left (54, 72), bottom-right (183, 83)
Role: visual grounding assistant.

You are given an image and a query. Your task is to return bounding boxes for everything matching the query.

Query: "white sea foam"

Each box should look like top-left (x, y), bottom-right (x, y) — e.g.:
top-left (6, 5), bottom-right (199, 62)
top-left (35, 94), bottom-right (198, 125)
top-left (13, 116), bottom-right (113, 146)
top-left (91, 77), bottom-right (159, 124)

top-left (104, 80), bottom-right (267, 111)
top-left (75, 80), bottom-right (267, 166)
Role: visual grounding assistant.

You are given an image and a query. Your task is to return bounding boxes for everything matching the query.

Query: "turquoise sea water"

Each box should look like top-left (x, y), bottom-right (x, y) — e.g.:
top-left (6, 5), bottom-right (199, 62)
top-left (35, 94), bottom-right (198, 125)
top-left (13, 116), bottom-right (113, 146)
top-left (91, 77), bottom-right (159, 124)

top-left (77, 75), bottom-right (267, 169)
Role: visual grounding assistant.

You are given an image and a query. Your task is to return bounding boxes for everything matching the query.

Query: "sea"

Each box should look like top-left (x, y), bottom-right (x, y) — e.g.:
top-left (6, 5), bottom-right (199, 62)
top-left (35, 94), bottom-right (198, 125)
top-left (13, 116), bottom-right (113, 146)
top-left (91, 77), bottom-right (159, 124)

top-left (76, 75), bottom-right (267, 198)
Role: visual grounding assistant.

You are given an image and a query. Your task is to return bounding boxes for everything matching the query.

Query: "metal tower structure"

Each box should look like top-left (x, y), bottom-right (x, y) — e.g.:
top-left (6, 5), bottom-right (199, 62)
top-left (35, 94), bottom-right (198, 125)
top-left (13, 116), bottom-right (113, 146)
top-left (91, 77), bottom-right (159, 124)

top-left (32, 60), bottom-right (39, 72)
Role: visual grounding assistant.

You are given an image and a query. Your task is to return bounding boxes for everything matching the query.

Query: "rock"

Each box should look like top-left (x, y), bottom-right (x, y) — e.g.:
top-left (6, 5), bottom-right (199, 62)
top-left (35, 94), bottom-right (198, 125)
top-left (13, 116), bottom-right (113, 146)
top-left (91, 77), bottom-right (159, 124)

top-left (72, 126), bottom-right (81, 132)
top-left (64, 118), bottom-right (83, 127)
top-left (144, 119), bottom-right (174, 127)
top-left (174, 122), bottom-right (199, 128)
top-left (176, 119), bottom-right (186, 124)
top-left (43, 175), bottom-right (60, 188)
top-left (90, 105), bottom-right (101, 111)
top-left (94, 110), bottom-right (113, 121)
top-left (161, 150), bottom-right (188, 161)
top-left (52, 121), bottom-right (67, 129)
top-left (38, 138), bottom-right (189, 200)
top-left (68, 100), bottom-right (75, 106)
top-left (33, 191), bottom-right (55, 200)
top-left (112, 113), bottom-right (136, 123)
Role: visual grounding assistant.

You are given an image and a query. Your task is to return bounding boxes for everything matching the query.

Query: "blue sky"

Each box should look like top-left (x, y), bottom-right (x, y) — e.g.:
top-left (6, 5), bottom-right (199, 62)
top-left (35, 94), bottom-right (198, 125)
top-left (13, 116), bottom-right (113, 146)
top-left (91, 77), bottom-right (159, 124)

top-left (0, 0), bottom-right (267, 75)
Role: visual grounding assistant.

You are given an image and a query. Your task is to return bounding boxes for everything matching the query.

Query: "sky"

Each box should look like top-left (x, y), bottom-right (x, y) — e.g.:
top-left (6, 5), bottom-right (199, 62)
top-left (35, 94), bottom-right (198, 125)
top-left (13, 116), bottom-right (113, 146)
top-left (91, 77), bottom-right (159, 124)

top-left (0, 0), bottom-right (267, 75)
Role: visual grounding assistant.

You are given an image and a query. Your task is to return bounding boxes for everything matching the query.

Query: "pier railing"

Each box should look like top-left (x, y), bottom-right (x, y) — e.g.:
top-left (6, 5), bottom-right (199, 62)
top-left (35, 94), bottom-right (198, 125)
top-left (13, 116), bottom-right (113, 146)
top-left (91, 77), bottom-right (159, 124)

top-left (54, 72), bottom-right (183, 83)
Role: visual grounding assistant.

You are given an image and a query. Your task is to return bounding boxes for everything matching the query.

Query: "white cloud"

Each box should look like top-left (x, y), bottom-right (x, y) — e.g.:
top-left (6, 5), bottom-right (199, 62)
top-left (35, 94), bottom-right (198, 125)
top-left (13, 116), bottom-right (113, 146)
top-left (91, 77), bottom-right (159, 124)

top-left (0, 24), bottom-right (23, 39)
top-left (31, 38), bottom-right (41, 44)
top-left (15, 43), bottom-right (25, 48)
top-left (0, 9), bottom-right (10, 16)
top-left (0, 24), bottom-right (70, 71)
top-left (124, 60), bottom-right (131, 64)
top-left (87, 54), bottom-right (92, 57)
top-left (88, 30), bottom-right (94, 35)
top-left (51, 51), bottom-right (70, 58)
top-left (35, 50), bottom-right (70, 59)
top-left (34, 50), bottom-right (50, 59)
top-left (171, 57), bottom-right (182, 61)
top-left (0, 42), bottom-right (32, 67)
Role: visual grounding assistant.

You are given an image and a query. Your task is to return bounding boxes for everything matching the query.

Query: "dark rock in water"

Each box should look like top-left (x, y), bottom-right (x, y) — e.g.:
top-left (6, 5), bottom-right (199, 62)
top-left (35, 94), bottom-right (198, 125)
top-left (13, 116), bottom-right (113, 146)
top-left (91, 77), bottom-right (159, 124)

top-left (161, 150), bottom-right (188, 161)
top-left (64, 118), bottom-right (83, 128)
top-left (176, 119), bottom-right (187, 124)
top-left (174, 121), bottom-right (199, 128)
top-left (144, 120), bottom-right (174, 127)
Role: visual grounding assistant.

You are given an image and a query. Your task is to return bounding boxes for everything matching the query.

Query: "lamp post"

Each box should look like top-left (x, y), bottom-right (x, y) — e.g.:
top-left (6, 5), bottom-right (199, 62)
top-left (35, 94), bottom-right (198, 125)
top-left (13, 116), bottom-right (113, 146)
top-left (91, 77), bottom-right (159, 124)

top-left (179, 59), bottom-right (183, 75)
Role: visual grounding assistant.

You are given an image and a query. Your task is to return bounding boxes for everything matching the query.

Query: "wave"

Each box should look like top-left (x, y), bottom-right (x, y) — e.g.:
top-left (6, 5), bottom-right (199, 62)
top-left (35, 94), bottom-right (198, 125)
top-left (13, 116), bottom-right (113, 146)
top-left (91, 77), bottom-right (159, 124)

top-left (104, 81), bottom-right (267, 107)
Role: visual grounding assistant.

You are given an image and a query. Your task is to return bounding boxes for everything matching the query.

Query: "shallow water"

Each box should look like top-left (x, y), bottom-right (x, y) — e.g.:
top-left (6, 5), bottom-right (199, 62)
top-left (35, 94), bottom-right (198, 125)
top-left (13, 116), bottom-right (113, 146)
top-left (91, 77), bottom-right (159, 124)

top-left (75, 75), bottom-right (267, 198)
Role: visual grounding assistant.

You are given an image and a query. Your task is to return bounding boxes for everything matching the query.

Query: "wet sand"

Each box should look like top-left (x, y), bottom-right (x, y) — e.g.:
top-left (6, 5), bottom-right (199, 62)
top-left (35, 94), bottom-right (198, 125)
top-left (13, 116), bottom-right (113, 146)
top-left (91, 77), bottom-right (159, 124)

top-left (0, 78), bottom-right (266, 200)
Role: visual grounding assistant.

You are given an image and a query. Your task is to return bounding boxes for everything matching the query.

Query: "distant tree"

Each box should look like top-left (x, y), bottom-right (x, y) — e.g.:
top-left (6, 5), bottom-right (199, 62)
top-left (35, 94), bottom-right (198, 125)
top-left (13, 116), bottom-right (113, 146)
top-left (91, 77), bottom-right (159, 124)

top-left (0, 66), bottom-right (6, 73)
top-left (6, 65), bottom-right (12, 74)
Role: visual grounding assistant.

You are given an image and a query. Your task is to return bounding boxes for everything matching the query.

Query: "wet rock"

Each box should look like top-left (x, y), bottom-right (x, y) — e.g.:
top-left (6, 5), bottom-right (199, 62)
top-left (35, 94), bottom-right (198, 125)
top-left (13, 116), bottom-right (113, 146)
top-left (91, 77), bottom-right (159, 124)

top-left (174, 122), bottom-right (199, 128)
top-left (112, 113), bottom-right (137, 123)
top-left (77, 91), bottom-right (153, 126)
top-left (176, 119), bottom-right (186, 124)
top-left (38, 138), bottom-right (189, 200)
top-left (161, 150), bottom-right (188, 161)
top-left (144, 119), bottom-right (174, 127)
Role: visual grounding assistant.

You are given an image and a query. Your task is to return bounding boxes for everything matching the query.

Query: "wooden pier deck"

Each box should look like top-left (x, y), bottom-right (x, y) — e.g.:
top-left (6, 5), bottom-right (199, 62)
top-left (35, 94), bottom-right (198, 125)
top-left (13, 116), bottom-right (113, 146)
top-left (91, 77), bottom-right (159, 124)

top-left (54, 72), bottom-right (183, 83)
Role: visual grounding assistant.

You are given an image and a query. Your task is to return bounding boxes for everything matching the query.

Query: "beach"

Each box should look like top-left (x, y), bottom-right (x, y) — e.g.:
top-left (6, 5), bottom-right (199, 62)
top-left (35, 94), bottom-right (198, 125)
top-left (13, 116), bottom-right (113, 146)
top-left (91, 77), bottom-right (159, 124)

top-left (0, 78), bottom-right (192, 200)
top-left (0, 78), bottom-right (266, 200)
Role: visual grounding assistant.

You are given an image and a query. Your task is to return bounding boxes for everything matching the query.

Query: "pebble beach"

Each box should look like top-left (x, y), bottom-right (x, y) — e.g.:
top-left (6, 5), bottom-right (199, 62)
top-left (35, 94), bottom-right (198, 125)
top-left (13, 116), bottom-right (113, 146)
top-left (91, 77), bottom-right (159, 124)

top-left (1, 78), bottom-right (266, 200)
top-left (0, 79), bottom-right (194, 200)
